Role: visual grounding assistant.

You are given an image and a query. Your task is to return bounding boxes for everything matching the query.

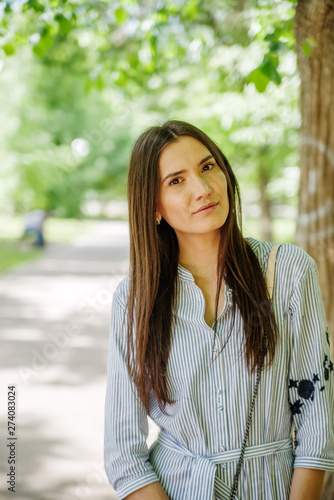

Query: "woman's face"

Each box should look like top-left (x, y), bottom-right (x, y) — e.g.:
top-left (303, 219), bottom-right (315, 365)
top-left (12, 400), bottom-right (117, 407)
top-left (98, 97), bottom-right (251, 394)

top-left (157, 135), bottom-right (229, 242)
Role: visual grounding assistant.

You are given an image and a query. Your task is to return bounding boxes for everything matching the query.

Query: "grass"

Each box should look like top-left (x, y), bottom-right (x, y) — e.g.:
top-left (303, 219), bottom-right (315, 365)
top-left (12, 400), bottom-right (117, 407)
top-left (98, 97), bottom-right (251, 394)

top-left (0, 240), bottom-right (42, 273)
top-left (0, 215), bottom-right (96, 273)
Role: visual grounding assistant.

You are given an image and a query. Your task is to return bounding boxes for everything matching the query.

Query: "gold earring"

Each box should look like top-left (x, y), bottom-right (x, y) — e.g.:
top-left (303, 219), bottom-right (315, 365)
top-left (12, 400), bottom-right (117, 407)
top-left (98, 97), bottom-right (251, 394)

top-left (156, 217), bottom-right (161, 225)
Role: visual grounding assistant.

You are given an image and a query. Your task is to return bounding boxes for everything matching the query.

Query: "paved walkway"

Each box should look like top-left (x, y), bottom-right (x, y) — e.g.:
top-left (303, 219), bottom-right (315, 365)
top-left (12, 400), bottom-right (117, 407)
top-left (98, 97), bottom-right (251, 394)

top-left (0, 220), bottom-right (132, 500)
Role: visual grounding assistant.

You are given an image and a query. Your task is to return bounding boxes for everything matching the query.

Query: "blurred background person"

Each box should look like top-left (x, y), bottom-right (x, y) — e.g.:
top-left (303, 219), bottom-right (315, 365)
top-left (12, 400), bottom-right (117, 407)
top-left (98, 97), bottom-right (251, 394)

top-left (21, 209), bottom-right (51, 248)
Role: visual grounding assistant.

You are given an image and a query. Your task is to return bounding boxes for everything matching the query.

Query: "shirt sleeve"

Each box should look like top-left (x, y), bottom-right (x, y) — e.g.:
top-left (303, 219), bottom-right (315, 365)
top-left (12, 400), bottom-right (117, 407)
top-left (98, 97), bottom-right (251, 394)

top-left (104, 282), bottom-right (160, 499)
top-left (288, 256), bottom-right (334, 470)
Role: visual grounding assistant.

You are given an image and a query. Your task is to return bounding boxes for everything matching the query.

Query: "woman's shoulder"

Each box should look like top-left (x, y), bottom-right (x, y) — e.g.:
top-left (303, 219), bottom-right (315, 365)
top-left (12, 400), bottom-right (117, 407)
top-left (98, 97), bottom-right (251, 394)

top-left (245, 236), bottom-right (316, 285)
top-left (112, 275), bottom-right (130, 310)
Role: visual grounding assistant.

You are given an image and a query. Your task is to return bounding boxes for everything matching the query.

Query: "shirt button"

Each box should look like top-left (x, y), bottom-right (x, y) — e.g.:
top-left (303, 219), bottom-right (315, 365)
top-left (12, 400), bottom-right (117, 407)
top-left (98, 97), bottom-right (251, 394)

top-left (217, 389), bottom-right (223, 411)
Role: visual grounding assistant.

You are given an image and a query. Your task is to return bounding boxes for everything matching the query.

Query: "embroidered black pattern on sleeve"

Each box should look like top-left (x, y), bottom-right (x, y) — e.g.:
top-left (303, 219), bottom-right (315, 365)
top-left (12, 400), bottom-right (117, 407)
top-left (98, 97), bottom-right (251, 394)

top-left (325, 327), bottom-right (330, 347)
top-left (288, 361), bottom-right (333, 414)
top-left (288, 327), bottom-right (334, 416)
top-left (323, 354), bottom-right (334, 381)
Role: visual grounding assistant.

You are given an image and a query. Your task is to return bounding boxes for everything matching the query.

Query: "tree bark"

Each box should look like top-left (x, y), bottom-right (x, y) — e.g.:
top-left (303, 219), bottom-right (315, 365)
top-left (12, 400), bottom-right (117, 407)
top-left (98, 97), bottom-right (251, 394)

top-left (295, 3), bottom-right (334, 497)
top-left (258, 162), bottom-right (273, 242)
top-left (295, 0), bottom-right (334, 358)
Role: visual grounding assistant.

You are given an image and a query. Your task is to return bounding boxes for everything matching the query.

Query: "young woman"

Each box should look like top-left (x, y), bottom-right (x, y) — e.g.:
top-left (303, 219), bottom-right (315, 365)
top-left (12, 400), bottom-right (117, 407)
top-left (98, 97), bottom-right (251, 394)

top-left (104, 120), bottom-right (334, 500)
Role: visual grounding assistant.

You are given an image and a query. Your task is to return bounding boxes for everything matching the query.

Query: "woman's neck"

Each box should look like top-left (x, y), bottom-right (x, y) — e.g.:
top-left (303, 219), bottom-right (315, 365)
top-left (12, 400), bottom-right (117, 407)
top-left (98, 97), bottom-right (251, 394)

top-left (177, 231), bottom-right (221, 282)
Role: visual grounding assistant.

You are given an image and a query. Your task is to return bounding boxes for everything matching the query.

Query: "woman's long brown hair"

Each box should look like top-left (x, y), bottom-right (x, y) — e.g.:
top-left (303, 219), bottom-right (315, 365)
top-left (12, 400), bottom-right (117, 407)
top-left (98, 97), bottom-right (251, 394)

top-left (127, 120), bottom-right (279, 413)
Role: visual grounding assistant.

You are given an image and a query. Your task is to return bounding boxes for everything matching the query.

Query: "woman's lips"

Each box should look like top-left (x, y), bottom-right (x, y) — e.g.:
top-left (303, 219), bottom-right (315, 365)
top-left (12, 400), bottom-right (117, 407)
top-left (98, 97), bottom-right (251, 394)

top-left (194, 202), bottom-right (219, 214)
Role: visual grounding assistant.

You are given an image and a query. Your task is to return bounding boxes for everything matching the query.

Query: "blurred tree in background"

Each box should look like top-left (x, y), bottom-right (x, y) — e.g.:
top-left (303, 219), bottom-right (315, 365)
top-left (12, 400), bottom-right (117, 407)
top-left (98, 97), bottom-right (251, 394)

top-left (1, 0), bottom-right (334, 347)
top-left (0, 0), bottom-right (299, 224)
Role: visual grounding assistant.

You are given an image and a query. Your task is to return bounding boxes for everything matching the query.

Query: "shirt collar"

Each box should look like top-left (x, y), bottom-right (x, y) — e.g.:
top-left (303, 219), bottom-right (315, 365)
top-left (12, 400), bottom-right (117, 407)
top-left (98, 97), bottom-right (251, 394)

top-left (177, 264), bottom-right (233, 295)
top-left (176, 264), bottom-right (233, 316)
top-left (177, 264), bottom-right (195, 282)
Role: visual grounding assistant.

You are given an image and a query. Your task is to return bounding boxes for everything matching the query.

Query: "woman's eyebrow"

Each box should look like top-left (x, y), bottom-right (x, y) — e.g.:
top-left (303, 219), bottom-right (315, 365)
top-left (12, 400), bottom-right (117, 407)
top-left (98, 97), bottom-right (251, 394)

top-left (161, 155), bottom-right (214, 184)
top-left (199, 154), bottom-right (214, 165)
top-left (161, 169), bottom-right (186, 184)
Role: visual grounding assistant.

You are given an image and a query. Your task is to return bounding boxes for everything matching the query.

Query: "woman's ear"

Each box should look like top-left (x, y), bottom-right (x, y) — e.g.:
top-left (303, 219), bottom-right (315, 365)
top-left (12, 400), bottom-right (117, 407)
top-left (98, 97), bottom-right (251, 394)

top-left (156, 210), bottom-right (162, 224)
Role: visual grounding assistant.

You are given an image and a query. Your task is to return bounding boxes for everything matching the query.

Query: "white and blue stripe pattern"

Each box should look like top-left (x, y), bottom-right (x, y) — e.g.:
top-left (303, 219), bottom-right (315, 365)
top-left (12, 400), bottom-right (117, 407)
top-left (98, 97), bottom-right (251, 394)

top-left (104, 237), bottom-right (334, 499)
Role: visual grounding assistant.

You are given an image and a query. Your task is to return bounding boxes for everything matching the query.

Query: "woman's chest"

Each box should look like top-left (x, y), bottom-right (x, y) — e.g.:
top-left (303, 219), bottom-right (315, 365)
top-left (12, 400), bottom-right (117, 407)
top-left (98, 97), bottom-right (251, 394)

top-left (165, 300), bottom-right (291, 406)
top-left (193, 278), bottom-right (226, 328)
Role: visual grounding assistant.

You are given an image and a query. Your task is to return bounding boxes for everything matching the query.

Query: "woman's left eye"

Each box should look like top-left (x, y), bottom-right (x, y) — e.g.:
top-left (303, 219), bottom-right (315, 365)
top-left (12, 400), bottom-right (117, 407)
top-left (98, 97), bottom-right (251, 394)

top-left (202, 163), bottom-right (214, 172)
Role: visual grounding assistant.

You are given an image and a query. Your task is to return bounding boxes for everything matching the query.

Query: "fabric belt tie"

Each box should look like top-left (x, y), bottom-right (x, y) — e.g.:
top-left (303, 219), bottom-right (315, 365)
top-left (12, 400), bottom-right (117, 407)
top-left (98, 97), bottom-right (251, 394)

top-left (158, 431), bottom-right (293, 500)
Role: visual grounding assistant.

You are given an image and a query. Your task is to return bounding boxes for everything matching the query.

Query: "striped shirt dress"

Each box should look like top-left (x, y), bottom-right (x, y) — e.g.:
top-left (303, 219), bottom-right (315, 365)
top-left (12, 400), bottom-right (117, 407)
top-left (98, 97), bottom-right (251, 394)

top-left (104, 237), bottom-right (334, 499)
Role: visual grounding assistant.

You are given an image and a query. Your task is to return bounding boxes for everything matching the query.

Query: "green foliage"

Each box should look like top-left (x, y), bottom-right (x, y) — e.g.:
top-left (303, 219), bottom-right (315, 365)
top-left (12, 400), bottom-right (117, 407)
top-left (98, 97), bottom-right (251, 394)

top-left (0, 0), bottom-right (300, 227)
top-left (0, 0), bottom-right (296, 91)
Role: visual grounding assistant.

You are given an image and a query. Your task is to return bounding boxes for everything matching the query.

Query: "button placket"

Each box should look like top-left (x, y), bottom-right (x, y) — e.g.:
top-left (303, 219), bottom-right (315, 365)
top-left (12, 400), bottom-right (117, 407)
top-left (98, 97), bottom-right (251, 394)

top-left (216, 338), bottom-right (229, 453)
top-left (217, 388), bottom-right (224, 411)
top-left (212, 336), bottom-right (221, 357)
top-left (209, 307), bottom-right (230, 456)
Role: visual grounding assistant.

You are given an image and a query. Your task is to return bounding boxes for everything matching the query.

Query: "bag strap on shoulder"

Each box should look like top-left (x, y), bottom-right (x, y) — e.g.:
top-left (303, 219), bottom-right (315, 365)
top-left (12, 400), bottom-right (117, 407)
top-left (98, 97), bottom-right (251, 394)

top-left (266, 244), bottom-right (280, 300)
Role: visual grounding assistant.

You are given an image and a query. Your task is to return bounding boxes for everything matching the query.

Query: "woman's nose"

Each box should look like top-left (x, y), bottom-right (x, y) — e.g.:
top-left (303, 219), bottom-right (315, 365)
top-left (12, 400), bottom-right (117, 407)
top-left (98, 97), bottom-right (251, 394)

top-left (192, 176), bottom-right (212, 198)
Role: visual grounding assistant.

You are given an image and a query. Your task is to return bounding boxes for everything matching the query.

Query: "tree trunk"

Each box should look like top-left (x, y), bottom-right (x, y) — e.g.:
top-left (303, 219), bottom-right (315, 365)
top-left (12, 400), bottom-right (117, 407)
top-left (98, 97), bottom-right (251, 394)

top-left (258, 162), bottom-right (273, 242)
top-left (295, 3), bottom-right (334, 497)
top-left (295, 0), bottom-right (334, 357)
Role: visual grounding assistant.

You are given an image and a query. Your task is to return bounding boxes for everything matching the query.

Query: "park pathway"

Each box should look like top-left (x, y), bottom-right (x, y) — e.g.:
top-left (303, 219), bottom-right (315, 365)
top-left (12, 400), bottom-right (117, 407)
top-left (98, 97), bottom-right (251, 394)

top-left (0, 220), bottom-right (131, 500)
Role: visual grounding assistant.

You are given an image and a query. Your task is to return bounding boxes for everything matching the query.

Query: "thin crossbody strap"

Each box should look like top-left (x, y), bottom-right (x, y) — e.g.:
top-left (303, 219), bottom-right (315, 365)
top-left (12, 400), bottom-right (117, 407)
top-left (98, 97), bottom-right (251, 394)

top-left (266, 244), bottom-right (280, 300)
top-left (229, 243), bottom-right (280, 500)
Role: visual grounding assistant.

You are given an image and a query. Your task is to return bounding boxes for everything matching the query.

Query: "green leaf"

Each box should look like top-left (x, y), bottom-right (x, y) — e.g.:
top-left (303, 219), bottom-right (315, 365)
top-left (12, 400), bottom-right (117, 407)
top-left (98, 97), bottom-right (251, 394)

top-left (269, 41), bottom-right (286, 53)
top-left (305, 37), bottom-right (317, 47)
top-left (302, 38), bottom-right (317, 57)
top-left (32, 26), bottom-right (55, 57)
top-left (115, 6), bottom-right (128, 25)
top-left (246, 68), bottom-right (270, 93)
top-left (22, 0), bottom-right (45, 13)
top-left (302, 41), bottom-right (311, 57)
top-left (150, 36), bottom-right (157, 55)
top-left (259, 54), bottom-right (282, 85)
top-left (2, 42), bottom-right (15, 56)
top-left (4, 3), bottom-right (12, 14)
top-left (264, 33), bottom-right (277, 42)
top-left (54, 14), bottom-right (72, 35)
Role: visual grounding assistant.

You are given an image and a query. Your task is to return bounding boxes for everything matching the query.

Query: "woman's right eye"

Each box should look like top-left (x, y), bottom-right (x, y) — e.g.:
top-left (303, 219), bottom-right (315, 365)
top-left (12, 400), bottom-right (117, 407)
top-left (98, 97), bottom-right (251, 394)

top-left (170, 178), bottom-right (181, 185)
